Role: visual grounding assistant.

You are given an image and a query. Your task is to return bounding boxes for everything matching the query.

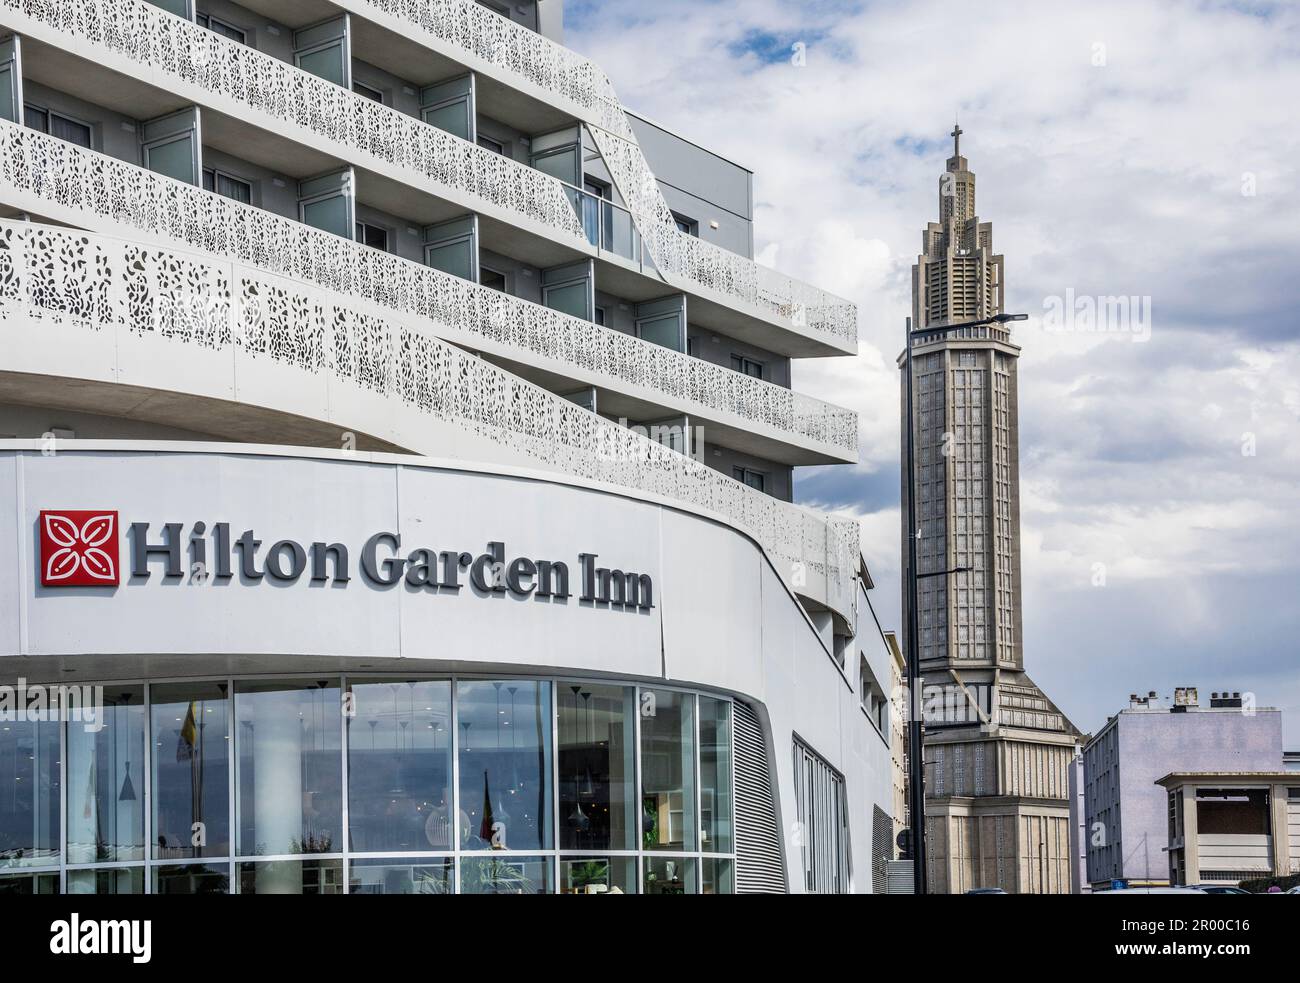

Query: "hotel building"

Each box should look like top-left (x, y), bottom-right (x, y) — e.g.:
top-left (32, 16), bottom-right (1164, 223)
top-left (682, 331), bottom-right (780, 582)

top-left (0, 0), bottom-right (894, 894)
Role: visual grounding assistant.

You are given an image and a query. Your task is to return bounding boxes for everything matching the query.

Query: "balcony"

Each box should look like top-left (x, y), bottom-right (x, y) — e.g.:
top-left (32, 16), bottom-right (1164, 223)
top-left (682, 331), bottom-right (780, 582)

top-left (0, 0), bottom-right (590, 247)
top-left (345, 0), bottom-right (859, 351)
top-left (0, 217), bottom-right (861, 625)
top-left (3, 0), bottom-right (856, 354)
top-left (0, 118), bottom-right (857, 463)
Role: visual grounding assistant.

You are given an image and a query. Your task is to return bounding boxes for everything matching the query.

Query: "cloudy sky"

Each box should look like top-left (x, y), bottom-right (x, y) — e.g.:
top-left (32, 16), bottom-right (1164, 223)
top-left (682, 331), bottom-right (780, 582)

top-left (564, 0), bottom-right (1300, 741)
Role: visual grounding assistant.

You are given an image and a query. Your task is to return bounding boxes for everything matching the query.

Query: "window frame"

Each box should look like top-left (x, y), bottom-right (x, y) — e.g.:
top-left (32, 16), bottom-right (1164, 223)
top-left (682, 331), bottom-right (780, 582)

top-left (201, 166), bottom-right (253, 204)
top-left (196, 12), bottom-right (249, 45)
top-left (354, 220), bottom-right (391, 253)
top-left (732, 466), bottom-right (766, 492)
top-left (0, 673), bottom-right (737, 895)
top-left (23, 101), bottom-right (93, 149)
top-left (729, 354), bottom-right (765, 380)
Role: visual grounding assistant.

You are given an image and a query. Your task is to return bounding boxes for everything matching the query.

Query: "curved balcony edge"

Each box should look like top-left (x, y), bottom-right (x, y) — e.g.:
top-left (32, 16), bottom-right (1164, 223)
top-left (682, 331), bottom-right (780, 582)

top-left (0, 218), bottom-right (861, 626)
top-left (0, 119), bottom-right (859, 461)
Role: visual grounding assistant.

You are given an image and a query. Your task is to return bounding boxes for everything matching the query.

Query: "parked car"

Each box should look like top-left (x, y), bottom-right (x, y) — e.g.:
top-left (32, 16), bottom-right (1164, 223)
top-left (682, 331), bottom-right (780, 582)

top-left (965, 887), bottom-right (1008, 895)
top-left (1094, 887), bottom-right (1208, 895)
top-left (1190, 884), bottom-right (1251, 895)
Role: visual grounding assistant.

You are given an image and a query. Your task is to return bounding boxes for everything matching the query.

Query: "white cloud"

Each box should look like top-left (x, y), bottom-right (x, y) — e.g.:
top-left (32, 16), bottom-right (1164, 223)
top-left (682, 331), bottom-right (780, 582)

top-left (566, 0), bottom-right (1300, 739)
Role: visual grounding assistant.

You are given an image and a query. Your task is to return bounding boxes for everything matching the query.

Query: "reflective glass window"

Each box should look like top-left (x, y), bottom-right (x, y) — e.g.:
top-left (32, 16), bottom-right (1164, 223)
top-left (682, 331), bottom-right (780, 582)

top-left (456, 681), bottom-right (552, 852)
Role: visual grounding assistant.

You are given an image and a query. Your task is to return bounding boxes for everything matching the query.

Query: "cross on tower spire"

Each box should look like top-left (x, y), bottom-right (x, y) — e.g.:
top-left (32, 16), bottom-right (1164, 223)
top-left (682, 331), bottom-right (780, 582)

top-left (951, 122), bottom-right (963, 158)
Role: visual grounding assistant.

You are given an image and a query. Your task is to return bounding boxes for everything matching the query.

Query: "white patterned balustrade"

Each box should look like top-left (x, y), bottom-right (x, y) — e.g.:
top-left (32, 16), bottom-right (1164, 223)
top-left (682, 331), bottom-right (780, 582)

top-left (0, 218), bottom-right (860, 623)
top-left (0, 119), bottom-right (859, 458)
top-left (0, 0), bottom-right (588, 244)
top-left (340, 0), bottom-right (860, 349)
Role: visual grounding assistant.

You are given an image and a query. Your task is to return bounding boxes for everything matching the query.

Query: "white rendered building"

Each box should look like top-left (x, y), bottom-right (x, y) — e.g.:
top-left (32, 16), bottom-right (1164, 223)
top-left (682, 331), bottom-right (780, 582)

top-left (0, 0), bottom-right (893, 894)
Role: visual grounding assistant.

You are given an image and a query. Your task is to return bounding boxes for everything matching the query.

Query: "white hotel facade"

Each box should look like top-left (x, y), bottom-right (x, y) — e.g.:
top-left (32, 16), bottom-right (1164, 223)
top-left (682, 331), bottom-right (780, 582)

top-left (0, 0), bottom-right (895, 894)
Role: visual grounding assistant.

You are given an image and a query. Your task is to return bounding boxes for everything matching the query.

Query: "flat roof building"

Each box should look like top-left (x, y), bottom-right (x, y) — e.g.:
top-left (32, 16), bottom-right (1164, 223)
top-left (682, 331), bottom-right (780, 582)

top-left (1081, 688), bottom-right (1283, 890)
top-left (1158, 772), bottom-right (1300, 887)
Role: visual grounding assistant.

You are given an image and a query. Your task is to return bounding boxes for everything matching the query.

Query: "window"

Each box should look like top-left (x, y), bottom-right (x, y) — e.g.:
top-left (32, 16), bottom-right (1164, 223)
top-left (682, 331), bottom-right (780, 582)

top-left (0, 676), bottom-right (736, 893)
top-left (860, 656), bottom-right (886, 732)
top-left (456, 680), bottom-right (552, 853)
top-left (640, 689), bottom-right (696, 852)
top-left (792, 738), bottom-right (850, 893)
top-left (730, 354), bottom-right (764, 379)
top-left (699, 697), bottom-right (734, 854)
top-left (235, 680), bottom-right (342, 861)
top-left (202, 167), bottom-right (252, 204)
top-left (347, 681), bottom-right (453, 854)
top-left (673, 212), bottom-right (698, 236)
top-left (733, 467), bottom-right (766, 492)
top-left (151, 682), bottom-right (230, 860)
top-left (355, 221), bottom-right (390, 252)
top-left (476, 135), bottom-right (505, 155)
top-left (480, 267), bottom-right (507, 292)
top-left (476, 0), bottom-right (511, 17)
top-left (0, 704), bottom-right (60, 868)
top-left (558, 684), bottom-right (636, 851)
top-left (352, 80), bottom-right (384, 103)
top-left (594, 306), bottom-right (607, 327)
top-left (67, 688), bottom-right (145, 867)
top-left (196, 13), bottom-right (248, 44)
top-left (23, 104), bottom-right (91, 148)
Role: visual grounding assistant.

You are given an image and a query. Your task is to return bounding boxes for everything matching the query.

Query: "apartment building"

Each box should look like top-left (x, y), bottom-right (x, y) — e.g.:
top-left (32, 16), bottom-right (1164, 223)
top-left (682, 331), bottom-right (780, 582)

top-left (1080, 688), bottom-right (1284, 890)
top-left (0, 0), bottom-right (892, 894)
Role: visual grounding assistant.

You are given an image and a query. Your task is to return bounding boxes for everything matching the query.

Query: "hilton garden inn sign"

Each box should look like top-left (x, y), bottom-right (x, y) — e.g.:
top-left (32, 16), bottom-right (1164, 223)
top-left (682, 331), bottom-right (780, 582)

top-left (37, 511), bottom-right (654, 611)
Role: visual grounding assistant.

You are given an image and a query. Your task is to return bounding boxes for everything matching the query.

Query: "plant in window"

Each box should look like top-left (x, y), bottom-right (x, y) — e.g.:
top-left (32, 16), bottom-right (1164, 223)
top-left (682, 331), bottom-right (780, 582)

top-left (568, 860), bottom-right (609, 891)
top-left (472, 858), bottom-right (535, 895)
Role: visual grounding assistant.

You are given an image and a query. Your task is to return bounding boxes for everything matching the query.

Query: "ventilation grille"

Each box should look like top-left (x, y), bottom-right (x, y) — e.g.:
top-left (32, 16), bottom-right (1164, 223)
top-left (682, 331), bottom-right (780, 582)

top-left (872, 805), bottom-right (892, 894)
top-left (734, 699), bottom-right (787, 893)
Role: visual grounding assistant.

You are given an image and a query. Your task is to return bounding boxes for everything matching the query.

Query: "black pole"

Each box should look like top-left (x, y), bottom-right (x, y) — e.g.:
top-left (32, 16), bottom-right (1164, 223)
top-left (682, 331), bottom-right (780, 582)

top-left (903, 319), bottom-right (927, 895)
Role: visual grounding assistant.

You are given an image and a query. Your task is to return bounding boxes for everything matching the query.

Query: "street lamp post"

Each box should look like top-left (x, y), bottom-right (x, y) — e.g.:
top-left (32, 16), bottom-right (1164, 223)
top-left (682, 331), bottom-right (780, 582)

top-left (903, 311), bottom-right (1027, 895)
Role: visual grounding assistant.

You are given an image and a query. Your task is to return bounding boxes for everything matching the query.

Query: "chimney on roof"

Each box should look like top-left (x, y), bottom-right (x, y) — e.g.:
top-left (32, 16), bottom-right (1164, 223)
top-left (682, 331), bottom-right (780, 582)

top-left (1173, 687), bottom-right (1199, 711)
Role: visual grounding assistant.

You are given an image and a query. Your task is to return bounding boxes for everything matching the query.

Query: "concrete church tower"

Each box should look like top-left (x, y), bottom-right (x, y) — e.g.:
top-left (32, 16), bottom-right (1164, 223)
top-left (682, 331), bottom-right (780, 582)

top-left (900, 127), bottom-right (1078, 894)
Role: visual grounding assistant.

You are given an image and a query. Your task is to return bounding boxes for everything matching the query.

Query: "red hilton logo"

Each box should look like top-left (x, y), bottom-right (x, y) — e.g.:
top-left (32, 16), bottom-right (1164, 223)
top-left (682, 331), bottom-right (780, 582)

top-left (39, 511), bottom-right (120, 587)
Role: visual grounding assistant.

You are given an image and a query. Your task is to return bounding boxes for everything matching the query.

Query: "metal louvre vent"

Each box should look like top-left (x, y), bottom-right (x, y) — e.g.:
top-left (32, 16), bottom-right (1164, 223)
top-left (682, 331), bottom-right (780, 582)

top-left (871, 805), bottom-right (892, 894)
top-left (733, 700), bottom-right (787, 893)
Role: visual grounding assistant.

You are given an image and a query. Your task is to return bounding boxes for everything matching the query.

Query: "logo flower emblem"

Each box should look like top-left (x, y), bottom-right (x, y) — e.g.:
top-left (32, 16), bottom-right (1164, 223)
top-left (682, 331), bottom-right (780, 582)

top-left (39, 511), bottom-right (119, 587)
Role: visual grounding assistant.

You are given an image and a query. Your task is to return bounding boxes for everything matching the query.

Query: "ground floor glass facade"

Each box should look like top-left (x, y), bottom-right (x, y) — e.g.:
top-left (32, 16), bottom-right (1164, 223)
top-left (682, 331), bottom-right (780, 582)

top-left (0, 674), bottom-right (735, 894)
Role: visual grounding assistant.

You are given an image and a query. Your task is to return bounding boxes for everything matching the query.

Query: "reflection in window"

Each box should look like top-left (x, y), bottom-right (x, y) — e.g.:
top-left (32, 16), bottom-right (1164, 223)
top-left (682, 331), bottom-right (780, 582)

top-left (560, 856), bottom-right (636, 895)
top-left (0, 871), bottom-right (58, 894)
top-left (640, 689), bottom-right (696, 852)
top-left (457, 681), bottom-right (552, 852)
top-left (460, 855), bottom-right (552, 895)
top-left (702, 857), bottom-right (734, 894)
top-left (236, 680), bottom-right (341, 859)
top-left (238, 859), bottom-right (343, 895)
top-left (67, 688), bottom-right (145, 864)
top-left (643, 856), bottom-right (694, 895)
top-left (67, 867), bottom-right (144, 894)
top-left (154, 863), bottom-right (230, 895)
top-left (152, 682), bottom-right (229, 859)
top-left (349, 858), bottom-right (453, 895)
top-left (558, 684), bottom-right (635, 851)
top-left (699, 697), bottom-right (734, 854)
top-left (0, 711), bottom-right (60, 868)
top-left (347, 681), bottom-right (453, 853)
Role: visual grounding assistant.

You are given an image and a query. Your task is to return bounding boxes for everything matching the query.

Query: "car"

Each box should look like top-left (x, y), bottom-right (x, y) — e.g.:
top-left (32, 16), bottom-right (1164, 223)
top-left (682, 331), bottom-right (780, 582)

top-left (965, 887), bottom-right (1008, 895)
top-left (1286, 886), bottom-right (1300, 895)
top-left (1190, 884), bottom-right (1251, 895)
top-left (1094, 887), bottom-right (1208, 895)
